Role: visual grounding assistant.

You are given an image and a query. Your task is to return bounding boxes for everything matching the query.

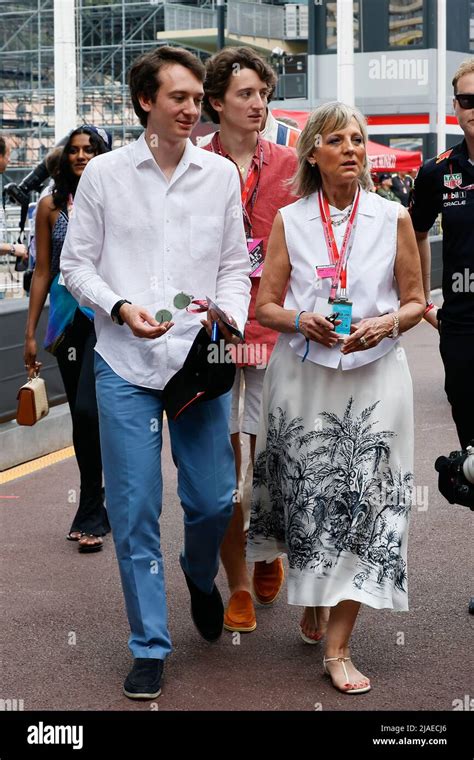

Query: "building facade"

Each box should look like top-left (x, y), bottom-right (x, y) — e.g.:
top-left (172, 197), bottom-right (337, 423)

top-left (160, 0), bottom-right (473, 157)
top-left (0, 0), bottom-right (472, 184)
top-left (0, 0), bottom-right (168, 182)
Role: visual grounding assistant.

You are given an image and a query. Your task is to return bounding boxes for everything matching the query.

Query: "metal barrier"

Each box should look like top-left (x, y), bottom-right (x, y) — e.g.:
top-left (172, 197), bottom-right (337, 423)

top-left (0, 298), bottom-right (67, 423)
top-left (0, 203), bottom-right (67, 422)
top-left (164, 4), bottom-right (216, 30)
top-left (0, 207), bottom-right (33, 300)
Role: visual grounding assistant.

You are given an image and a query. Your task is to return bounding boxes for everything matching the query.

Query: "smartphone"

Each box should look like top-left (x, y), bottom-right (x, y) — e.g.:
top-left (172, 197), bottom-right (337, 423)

top-left (206, 297), bottom-right (244, 340)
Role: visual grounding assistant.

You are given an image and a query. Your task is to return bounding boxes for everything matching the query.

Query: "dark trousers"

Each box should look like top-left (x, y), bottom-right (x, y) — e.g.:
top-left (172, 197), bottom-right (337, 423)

top-left (55, 308), bottom-right (110, 535)
top-left (439, 330), bottom-right (474, 449)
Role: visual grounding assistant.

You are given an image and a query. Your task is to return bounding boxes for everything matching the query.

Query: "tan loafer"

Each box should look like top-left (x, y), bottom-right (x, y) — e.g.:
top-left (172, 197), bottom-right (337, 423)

top-left (224, 591), bottom-right (257, 633)
top-left (252, 558), bottom-right (284, 605)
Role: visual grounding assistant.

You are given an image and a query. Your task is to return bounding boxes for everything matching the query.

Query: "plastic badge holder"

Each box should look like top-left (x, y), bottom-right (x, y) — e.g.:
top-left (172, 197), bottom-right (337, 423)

top-left (332, 298), bottom-right (352, 336)
top-left (247, 238), bottom-right (264, 278)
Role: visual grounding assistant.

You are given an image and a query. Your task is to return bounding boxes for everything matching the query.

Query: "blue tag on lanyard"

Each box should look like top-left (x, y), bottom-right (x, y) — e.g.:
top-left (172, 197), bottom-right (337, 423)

top-left (332, 298), bottom-right (352, 336)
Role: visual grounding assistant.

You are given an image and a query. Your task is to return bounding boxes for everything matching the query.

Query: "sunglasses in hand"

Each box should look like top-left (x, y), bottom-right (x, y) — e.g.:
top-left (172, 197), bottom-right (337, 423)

top-left (155, 292), bottom-right (206, 324)
top-left (455, 93), bottom-right (474, 110)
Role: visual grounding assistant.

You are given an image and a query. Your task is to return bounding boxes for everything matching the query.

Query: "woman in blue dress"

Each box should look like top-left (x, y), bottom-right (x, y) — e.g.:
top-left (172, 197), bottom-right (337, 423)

top-left (24, 125), bottom-right (111, 552)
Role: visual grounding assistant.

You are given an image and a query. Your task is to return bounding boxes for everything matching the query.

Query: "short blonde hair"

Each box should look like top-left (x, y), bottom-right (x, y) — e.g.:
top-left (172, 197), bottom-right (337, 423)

top-left (292, 101), bottom-right (372, 198)
top-left (452, 58), bottom-right (474, 93)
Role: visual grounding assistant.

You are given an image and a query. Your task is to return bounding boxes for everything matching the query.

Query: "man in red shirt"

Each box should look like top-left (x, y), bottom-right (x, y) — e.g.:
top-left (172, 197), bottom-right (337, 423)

top-left (202, 47), bottom-right (298, 633)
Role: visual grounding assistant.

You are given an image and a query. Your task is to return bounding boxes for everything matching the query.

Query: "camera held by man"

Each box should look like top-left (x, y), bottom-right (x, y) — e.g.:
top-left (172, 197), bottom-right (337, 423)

top-left (435, 443), bottom-right (474, 510)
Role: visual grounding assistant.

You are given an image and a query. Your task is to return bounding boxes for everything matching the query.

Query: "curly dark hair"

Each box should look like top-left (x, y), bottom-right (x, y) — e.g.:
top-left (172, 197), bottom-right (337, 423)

top-left (52, 127), bottom-right (108, 210)
top-left (128, 46), bottom-right (205, 128)
top-left (203, 47), bottom-right (277, 124)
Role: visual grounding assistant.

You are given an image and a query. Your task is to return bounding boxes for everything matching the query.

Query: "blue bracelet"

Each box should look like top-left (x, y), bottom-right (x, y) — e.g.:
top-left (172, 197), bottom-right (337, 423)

top-left (295, 310), bottom-right (306, 333)
top-left (295, 311), bottom-right (310, 362)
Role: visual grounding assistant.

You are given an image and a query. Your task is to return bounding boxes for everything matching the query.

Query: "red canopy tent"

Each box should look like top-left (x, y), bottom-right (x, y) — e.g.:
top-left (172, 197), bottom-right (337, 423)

top-left (364, 140), bottom-right (422, 173)
top-left (272, 109), bottom-right (422, 172)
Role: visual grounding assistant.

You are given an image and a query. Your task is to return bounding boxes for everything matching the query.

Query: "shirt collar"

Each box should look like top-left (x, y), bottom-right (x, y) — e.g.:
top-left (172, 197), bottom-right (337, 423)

top-left (305, 186), bottom-right (376, 220)
top-left (261, 109), bottom-right (277, 141)
top-left (456, 139), bottom-right (468, 159)
top-left (455, 139), bottom-right (474, 174)
top-left (132, 132), bottom-right (204, 169)
top-left (260, 138), bottom-right (270, 166)
top-left (211, 131), bottom-right (270, 167)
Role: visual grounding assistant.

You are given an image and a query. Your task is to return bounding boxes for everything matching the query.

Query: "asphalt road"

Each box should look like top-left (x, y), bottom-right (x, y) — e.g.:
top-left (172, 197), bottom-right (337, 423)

top-left (1, 320), bottom-right (472, 713)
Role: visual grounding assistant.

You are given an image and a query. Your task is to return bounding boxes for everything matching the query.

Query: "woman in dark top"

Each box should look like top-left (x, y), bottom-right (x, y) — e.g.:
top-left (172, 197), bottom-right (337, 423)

top-left (24, 125), bottom-right (111, 552)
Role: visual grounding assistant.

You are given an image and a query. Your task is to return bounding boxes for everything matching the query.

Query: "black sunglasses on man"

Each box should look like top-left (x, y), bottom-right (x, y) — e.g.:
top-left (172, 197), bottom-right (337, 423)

top-left (455, 93), bottom-right (474, 109)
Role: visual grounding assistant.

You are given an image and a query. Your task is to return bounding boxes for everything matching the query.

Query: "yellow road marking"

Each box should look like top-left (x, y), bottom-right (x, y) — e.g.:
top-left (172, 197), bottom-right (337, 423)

top-left (0, 447), bottom-right (75, 485)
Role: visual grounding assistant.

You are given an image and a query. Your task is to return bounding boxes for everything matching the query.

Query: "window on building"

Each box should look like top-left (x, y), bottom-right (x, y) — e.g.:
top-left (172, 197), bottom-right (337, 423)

top-left (470, 0), bottom-right (474, 51)
top-left (389, 0), bottom-right (424, 47)
top-left (326, 1), bottom-right (360, 51)
top-left (389, 136), bottom-right (423, 153)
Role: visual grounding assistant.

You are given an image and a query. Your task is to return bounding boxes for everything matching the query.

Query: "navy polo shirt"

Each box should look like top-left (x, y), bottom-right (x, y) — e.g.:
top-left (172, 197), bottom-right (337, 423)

top-left (410, 140), bottom-right (474, 334)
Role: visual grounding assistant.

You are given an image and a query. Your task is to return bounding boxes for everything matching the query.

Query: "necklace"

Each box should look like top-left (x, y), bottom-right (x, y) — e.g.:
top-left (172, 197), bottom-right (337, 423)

top-left (330, 203), bottom-right (353, 226)
top-left (237, 152), bottom-right (254, 175)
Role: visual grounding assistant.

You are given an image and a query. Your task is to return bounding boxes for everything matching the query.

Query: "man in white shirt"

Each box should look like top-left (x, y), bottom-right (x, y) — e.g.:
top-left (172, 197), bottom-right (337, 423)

top-left (61, 46), bottom-right (250, 700)
top-left (0, 135), bottom-right (28, 260)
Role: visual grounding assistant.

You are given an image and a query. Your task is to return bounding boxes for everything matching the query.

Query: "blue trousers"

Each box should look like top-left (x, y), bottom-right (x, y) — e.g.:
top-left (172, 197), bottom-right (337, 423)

top-left (94, 354), bottom-right (235, 660)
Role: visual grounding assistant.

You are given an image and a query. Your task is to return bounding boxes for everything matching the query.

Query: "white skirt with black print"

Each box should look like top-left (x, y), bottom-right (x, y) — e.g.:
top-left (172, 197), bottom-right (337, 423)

top-left (246, 335), bottom-right (414, 611)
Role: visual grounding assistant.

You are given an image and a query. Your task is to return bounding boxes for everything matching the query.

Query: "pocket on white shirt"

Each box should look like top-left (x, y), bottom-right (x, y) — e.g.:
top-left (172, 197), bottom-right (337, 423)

top-left (189, 215), bottom-right (223, 260)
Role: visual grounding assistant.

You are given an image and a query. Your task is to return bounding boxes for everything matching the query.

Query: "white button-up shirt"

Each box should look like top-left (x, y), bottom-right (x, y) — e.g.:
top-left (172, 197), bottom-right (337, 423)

top-left (61, 133), bottom-right (251, 389)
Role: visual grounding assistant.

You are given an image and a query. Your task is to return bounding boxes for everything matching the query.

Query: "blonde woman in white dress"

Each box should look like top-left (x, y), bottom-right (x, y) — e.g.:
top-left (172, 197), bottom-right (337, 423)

top-left (246, 102), bottom-right (425, 694)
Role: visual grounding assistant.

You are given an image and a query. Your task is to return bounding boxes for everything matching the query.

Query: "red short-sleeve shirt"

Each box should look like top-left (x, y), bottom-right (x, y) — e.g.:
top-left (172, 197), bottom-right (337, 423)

top-left (203, 136), bottom-right (298, 366)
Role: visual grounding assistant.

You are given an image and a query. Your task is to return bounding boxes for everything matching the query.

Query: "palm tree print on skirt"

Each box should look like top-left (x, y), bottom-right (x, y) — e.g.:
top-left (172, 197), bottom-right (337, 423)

top-left (248, 397), bottom-right (413, 603)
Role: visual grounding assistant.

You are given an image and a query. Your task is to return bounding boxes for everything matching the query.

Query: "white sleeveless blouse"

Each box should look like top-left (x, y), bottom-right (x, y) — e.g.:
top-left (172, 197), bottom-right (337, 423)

top-left (280, 187), bottom-right (402, 370)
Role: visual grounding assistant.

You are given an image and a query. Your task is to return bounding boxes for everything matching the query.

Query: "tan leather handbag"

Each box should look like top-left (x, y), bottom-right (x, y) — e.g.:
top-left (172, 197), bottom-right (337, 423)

top-left (16, 373), bottom-right (49, 426)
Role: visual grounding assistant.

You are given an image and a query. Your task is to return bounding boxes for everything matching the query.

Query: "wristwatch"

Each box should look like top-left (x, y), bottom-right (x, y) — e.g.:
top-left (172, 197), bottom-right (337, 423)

top-left (111, 299), bottom-right (131, 325)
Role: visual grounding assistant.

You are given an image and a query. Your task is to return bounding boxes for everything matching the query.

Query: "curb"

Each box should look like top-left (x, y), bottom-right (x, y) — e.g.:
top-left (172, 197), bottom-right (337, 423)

top-left (0, 403), bottom-right (72, 472)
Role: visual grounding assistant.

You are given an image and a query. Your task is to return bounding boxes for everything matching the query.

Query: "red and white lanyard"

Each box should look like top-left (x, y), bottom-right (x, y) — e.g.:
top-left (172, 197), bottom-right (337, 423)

top-left (210, 132), bottom-right (263, 238)
top-left (318, 185), bottom-right (361, 302)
